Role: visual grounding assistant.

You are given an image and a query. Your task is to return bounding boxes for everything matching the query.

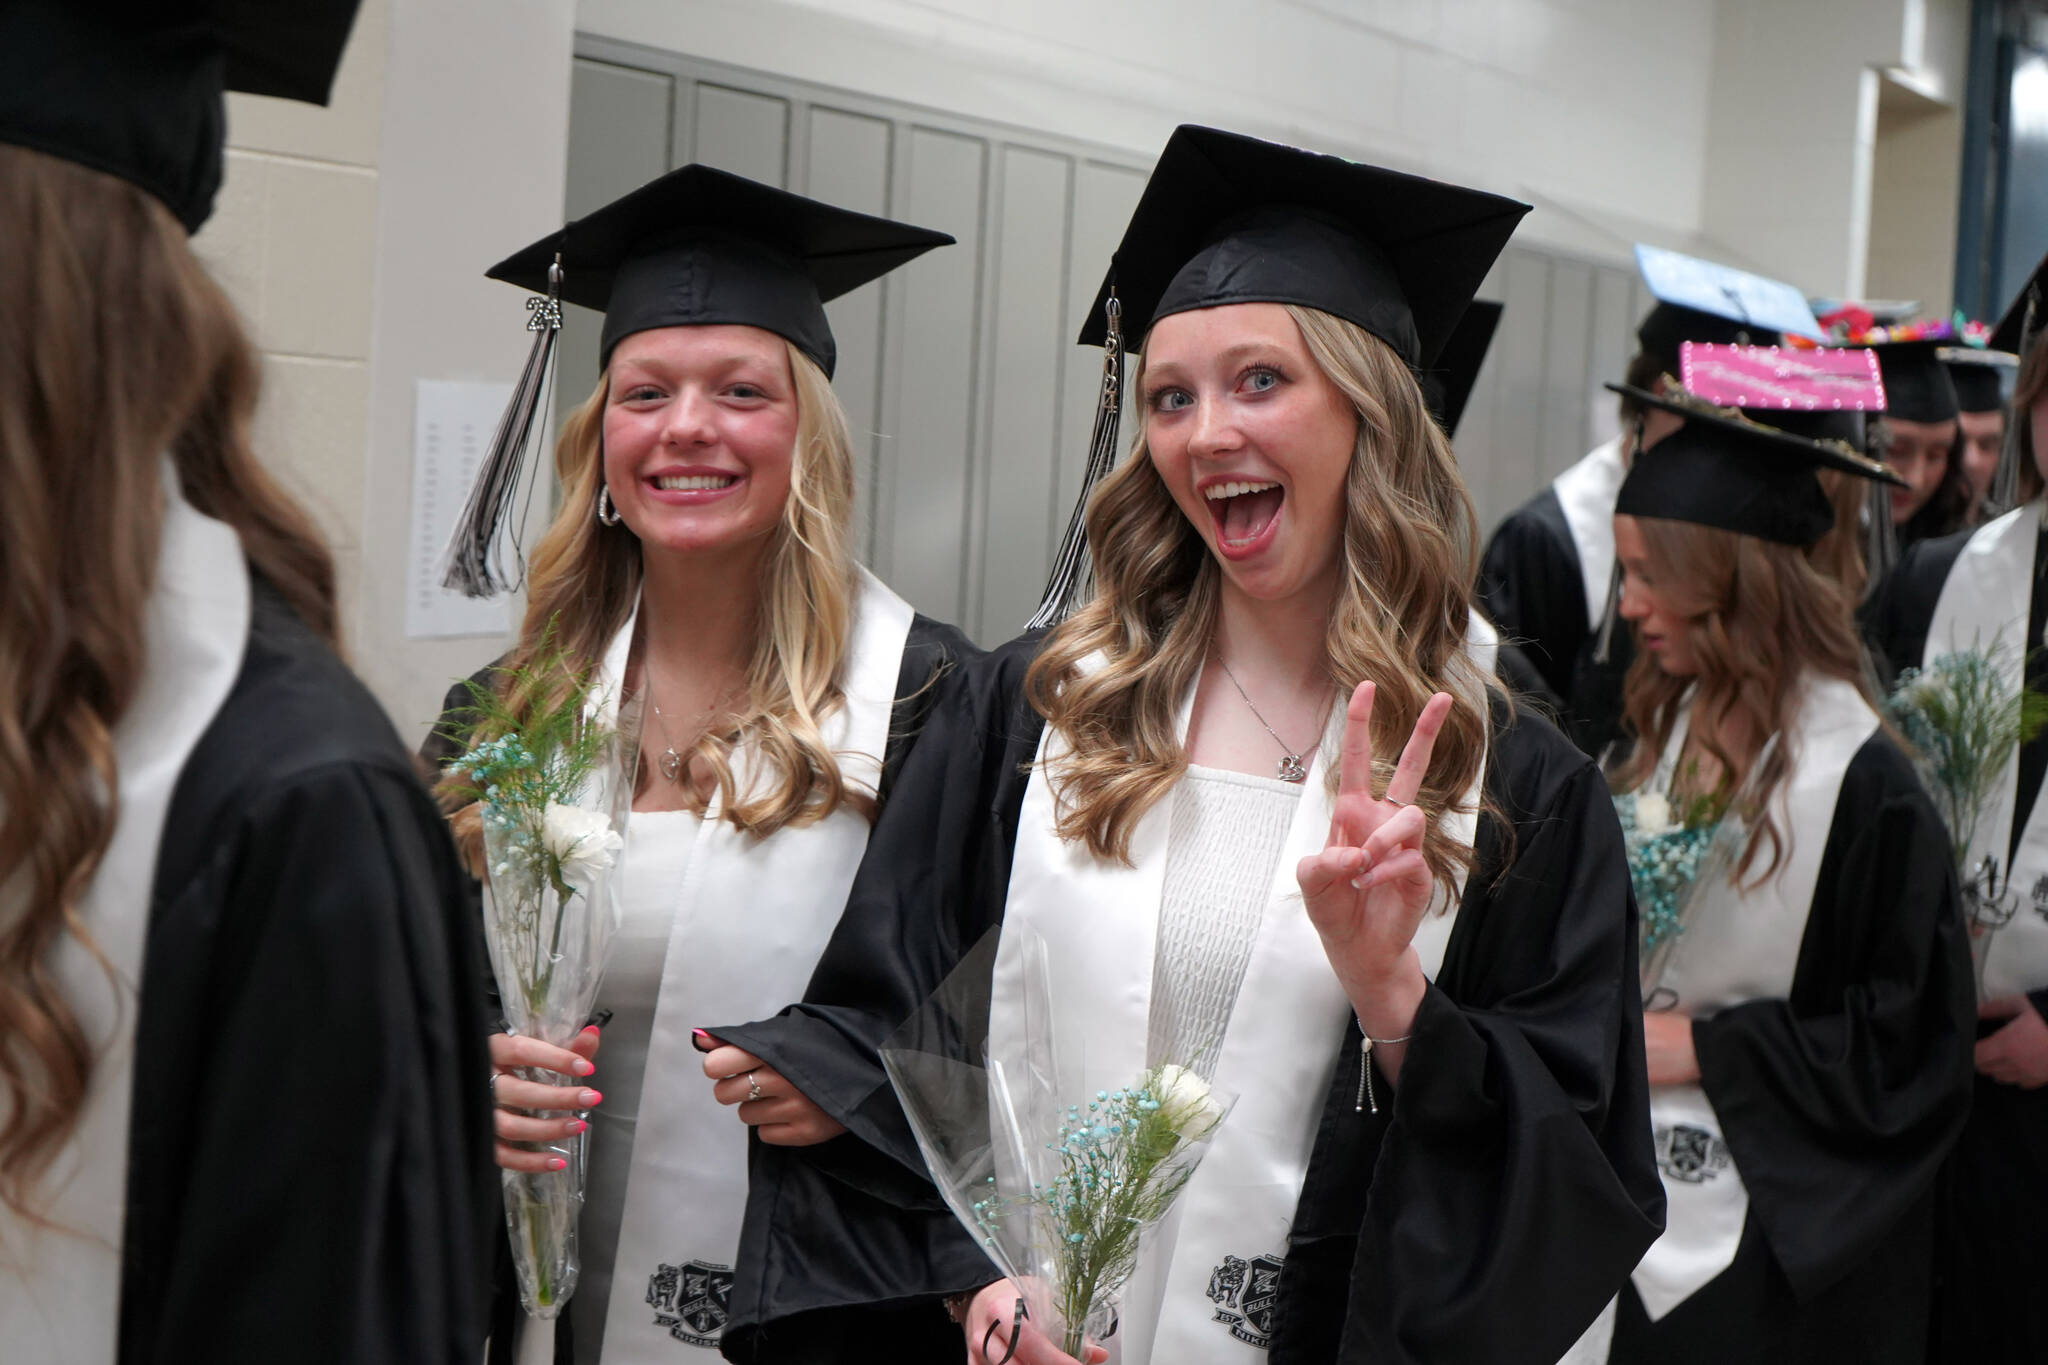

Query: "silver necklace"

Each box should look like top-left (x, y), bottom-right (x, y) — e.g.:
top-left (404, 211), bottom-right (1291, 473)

top-left (643, 661), bottom-right (686, 783)
top-left (1215, 656), bottom-right (1312, 783)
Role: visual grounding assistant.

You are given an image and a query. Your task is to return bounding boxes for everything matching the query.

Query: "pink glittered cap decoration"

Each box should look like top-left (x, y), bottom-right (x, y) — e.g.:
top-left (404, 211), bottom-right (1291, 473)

top-left (1679, 342), bottom-right (1886, 412)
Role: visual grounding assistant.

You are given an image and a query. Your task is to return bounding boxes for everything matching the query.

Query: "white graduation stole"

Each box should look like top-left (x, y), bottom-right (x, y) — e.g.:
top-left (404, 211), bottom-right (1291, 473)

top-left (589, 569), bottom-right (913, 1361)
top-left (1627, 675), bottom-right (1878, 1320)
top-left (0, 469), bottom-right (250, 1363)
top-left (987, 617), bottom-right (1493, 1362)
top-left (1922, 502), bottom-right (2048, 999)
top-left (1553, 437), bottom-right (1627, 631)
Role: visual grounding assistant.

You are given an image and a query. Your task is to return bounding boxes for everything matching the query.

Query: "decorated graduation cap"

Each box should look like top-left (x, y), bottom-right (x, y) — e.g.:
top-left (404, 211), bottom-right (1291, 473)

top-left (1631, 244), bottom-right (1820, 368)
top-left (1610, 344), bottom-right (1902, 547)
top-left (1427, 300), bottom-right (1503, 438)
top-left (0, 1), bottom-right (363, 233)
top-left (1941, 345), bottom-right (2015, 413)
top-left (443, 165), bottom-right (954, 597)
top-left (1028, 125), bottom-right (1531, 628)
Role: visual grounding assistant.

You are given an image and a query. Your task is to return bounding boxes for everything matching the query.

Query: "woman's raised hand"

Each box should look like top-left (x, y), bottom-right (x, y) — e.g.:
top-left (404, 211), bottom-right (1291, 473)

top-left (699, 1036), bottom-right (849, 1146)
top-left (489, 1026), bottom-right (602, 1173)
top-left (1296, 681), bottom-right (1451, 1027)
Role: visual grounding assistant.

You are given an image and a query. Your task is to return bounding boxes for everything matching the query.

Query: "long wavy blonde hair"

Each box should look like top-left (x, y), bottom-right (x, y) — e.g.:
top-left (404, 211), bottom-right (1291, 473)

top-left (1612, 515), bottom-right (1874, 883)
top-left (1026, 305), bottom-right (1498, 905)
top-left (0, 146), bottom-right (337, 1220)
top-left (443, 338), bottom-right (863, 849)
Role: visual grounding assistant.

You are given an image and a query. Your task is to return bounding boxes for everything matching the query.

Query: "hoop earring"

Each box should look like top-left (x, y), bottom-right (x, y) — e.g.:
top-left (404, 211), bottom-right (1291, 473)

top-left (596, 484), bottom-right (622, 527)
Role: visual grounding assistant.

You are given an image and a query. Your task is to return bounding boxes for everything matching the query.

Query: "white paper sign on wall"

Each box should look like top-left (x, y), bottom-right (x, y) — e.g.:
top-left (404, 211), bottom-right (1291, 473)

top-left (406, 378), bottom-right (516, 640)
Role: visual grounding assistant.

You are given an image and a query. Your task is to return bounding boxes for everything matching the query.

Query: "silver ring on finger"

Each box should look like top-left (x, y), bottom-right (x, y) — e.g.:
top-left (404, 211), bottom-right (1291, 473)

top-left (745, 1071), bottom-right (765, 1103)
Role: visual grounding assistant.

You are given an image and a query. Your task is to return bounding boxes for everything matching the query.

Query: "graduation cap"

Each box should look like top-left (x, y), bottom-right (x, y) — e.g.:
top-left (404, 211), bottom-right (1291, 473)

top-left (0, 1), bottom-right (363, 233)
top-left (1991, 246), bottom-right (2048, 355)
top-left (1631, 245), bottom-right (1818, 369)
top-left (1860, 338), bottom-right (1960, 424)
top-left (1426, 301), bottom-right (1503, 438)
top-left (1940, 346), bottom-right (2016, 413)
top-left (1029, 125), bottom-right (1530, 628)
top-left (1610, 346), bottom-right (1902, 547)
top-left (444, 164), bottom-right (954, 598)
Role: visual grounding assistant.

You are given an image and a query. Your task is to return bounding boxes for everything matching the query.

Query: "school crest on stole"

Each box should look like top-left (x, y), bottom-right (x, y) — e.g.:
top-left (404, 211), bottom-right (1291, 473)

top-left (646, 1259), bottom-right (733, 1347)
top-left (1206, 1251), bottom-right (1284, 1347)
top-left (1654, 1122), bottom-right (1732, 1184)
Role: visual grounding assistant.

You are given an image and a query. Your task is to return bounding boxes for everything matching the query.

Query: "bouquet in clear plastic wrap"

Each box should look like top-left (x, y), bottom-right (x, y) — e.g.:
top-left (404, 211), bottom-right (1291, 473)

top-left (442, 649), bottom-right (641, 1318)
top-left (1611, 736), bottom-right (1776, 1002)
top-left (881, 929), bottom-right (1233, 1360)
top-left (1885, 639), bottom-right (2048, 981)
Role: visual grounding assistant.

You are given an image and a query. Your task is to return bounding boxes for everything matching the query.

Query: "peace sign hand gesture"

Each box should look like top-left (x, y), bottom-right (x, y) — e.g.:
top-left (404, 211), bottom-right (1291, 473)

top-left (1295, 682), bottom-right (1452, 1071)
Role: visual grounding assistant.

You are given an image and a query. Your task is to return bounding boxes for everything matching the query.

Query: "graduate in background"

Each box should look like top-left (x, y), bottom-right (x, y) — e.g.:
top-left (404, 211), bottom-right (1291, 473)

top-left (1862, 255), bottom-right (2048, 1361)
top-left (0, 5), bottom-right (497, 1362)
top-left (1601, 373), bottom-right (1973, 1363)
top-left (422, 166), bottom-right (974, 1364)
top-left (1863, 339), bottom-right (1972, 548)
top-left (712, 125), bottom-right (1662, 1365)
top-left (1944, 344), bottom-right (2024, 521)
top-left (1477, 250), bottom-right (1795, 758)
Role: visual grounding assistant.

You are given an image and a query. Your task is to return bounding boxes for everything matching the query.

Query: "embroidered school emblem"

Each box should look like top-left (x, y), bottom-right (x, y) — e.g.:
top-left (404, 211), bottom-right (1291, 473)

top-left (1654, 1122), bottom-right (1732, 1184)
top-left (1206, 1251), bottom-right (1284, 1348)
top-left (646, 1259), bottom-right (733, 1348)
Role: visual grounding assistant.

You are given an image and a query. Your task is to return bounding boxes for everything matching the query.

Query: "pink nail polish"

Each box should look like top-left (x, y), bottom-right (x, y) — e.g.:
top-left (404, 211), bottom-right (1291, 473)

top-left (568, 1119), bottom-right (588, 1134)
top-left (580, 1089), bottom-right (602, 1107)
top-left (573, 1059), bottom-right (595, 1076)
top-left (546, 1157), bottom-right (567, 1171)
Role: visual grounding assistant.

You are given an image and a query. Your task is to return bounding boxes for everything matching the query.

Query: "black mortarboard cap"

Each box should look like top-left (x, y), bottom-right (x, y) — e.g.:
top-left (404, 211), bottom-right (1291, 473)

top-left (1425, 300), bottom-right (1502, 437)
top-left (1609, 383), bottom-right (1904, 546)
top-left (1636, 304), bottom-right (1781, 371)
top-left (486, 164), bottom-right (955, 380)
top-left (1077, 126), bottom-right (1530, 368)
top-left (1992, 247), bottom-right (2048, 355)
top-left (0, 1), bottom-right (363, 233)
top-left (1863, 339), bottom-right (1960, 424)
top-left (1942, 347), bottom-right (2015, 412)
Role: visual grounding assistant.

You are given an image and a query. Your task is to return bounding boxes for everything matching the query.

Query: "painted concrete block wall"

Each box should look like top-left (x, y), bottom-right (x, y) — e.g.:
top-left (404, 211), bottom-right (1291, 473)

top-left (577, 0), bottom-right (1720, 261)
top-left (190, 0), bottom-right (388, 646)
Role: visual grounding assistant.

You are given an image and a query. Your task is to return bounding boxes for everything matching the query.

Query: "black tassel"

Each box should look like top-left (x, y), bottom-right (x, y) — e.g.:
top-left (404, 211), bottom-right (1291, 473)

top-left (1026, 291), bottom-right (1123, 630)
top-left (442, 255), bottom-right (565, 598)
top-left (1862, 478), bottom-right (1899, 596)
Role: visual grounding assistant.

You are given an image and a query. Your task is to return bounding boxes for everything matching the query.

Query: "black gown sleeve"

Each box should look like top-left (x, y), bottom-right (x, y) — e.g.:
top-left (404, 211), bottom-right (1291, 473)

top-left (1858, 527), bottom-right (1972, 691)
top-left (1277, 701), bottom-right (1664, 1365)
top-left (711, 637), bottom-right (1045, 1361)
top-left (121, 586), bottom-right (495, 1365)
top-left (1477, 492), bottom-right (1590, 703)
top-left (1690, 734), bottom-right (1975, 1302)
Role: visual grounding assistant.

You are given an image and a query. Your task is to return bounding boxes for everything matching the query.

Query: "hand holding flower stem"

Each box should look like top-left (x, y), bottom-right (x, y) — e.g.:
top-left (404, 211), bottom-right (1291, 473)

top-left (1296, 681), bottom-right (1452, 1085)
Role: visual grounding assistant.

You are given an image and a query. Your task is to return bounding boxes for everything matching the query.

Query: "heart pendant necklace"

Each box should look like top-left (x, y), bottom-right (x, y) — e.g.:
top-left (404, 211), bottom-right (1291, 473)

top-left (1216, 656), bottom-right (1313, 783)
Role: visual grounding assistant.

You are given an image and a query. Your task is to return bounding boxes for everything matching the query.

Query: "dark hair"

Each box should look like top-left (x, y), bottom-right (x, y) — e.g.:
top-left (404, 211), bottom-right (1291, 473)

top-left (2014, 340), bottom-right (2048, 505)
top-left (1617, 349), bottom-right (1667, 426)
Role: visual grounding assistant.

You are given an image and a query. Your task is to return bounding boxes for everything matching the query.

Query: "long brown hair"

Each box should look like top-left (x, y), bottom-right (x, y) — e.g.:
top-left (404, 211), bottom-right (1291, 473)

top-left (1612, 515), bottom-right (1873, 882)
top-left (443, 338), bottom-right (864, 853)
top-left (0, 146), bottom-right (337, 1219)
top-left (1026, 306), bottom-right (1498, 905)
top-left (2012, 338), bottom-right (2048, 506)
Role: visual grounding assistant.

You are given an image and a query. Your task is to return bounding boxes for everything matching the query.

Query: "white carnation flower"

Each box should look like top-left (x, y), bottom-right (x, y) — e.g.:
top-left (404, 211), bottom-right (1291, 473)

top-left (542, 802), bottom-right (623, 886)
top-left (1634, 791), bottom-right (1675, 835)
top-left (1152, 1063), bottom-right (1225, 1137)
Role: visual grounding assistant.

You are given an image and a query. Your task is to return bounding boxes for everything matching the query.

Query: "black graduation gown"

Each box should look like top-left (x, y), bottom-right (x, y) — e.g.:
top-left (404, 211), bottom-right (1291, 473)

top-left (1607, 732), bottom-right (1975, 1364)
top-left (423, 613), bottom-right (980, 1365)
top-left (1478, 490), bottom-right (1636, 758)
top-left (1861, 524), bottom-right (2048, 1359)
top-left (118, 578), bottom-right (497, 1363)
top-left (711, 635), bottom-right (1666, 1365)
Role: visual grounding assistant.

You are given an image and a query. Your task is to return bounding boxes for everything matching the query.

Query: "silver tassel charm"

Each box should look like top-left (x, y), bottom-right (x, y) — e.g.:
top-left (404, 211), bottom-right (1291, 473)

top-left (443, 254), bottom-right (565, 598)
top-left (1026, 290), bottom-right (1123, 631)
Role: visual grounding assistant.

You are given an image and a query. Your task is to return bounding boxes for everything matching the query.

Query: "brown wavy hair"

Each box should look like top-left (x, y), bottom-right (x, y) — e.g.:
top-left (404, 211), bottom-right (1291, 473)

top-left (440, 339), bottom-right (864, 859)
top-left (1025, 306), bottom-right (1499, 906)
top-left (1611, 515), bottom-right (1873, 883)
top-left (0, 146), bottom-right (337, 1220)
